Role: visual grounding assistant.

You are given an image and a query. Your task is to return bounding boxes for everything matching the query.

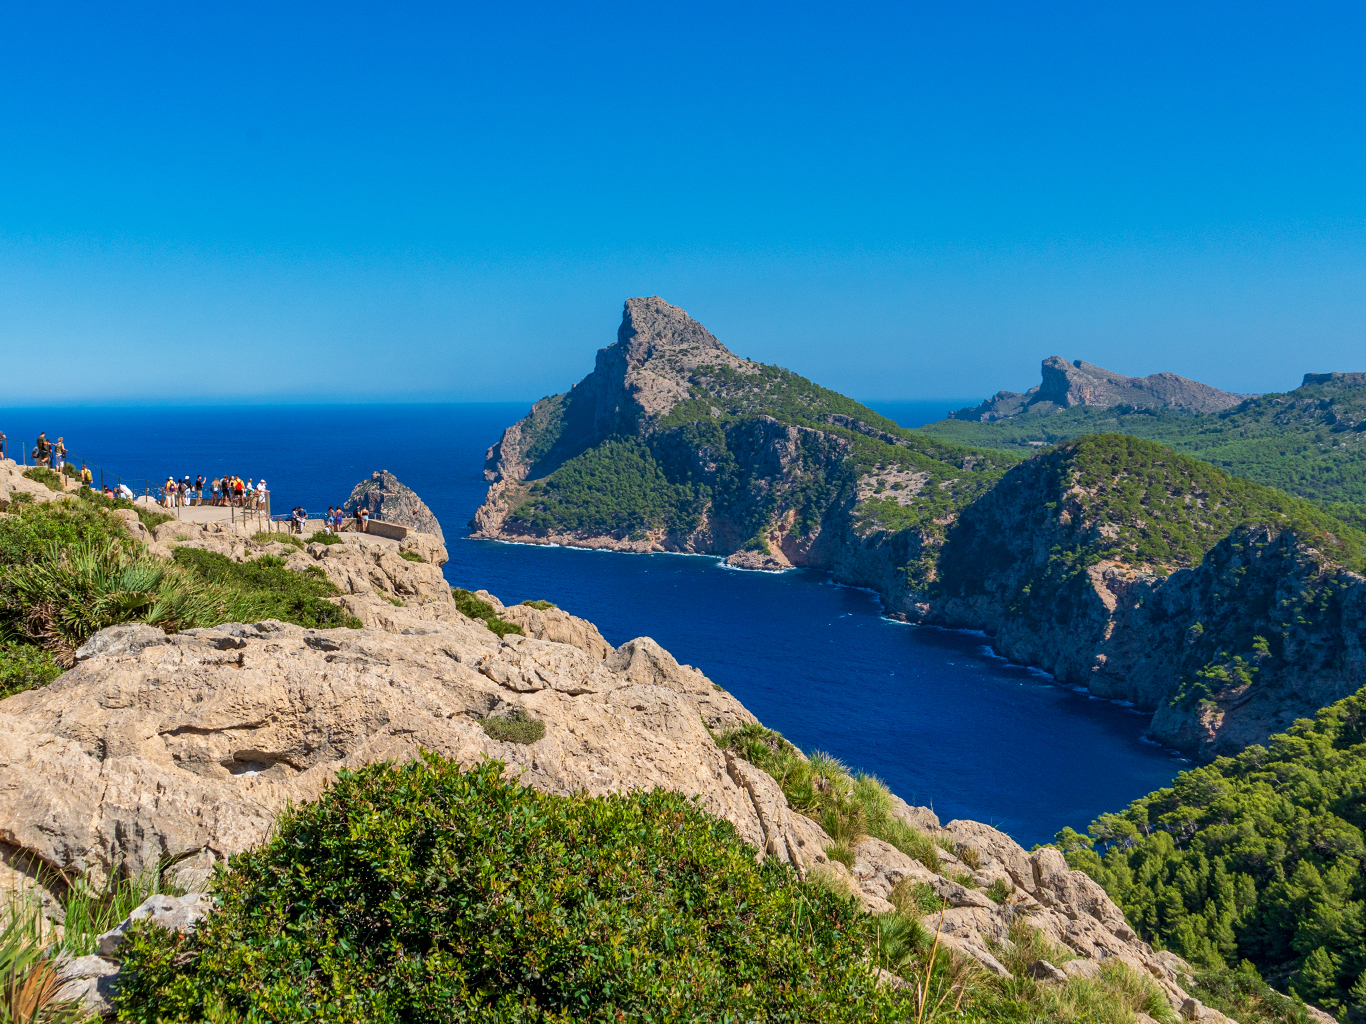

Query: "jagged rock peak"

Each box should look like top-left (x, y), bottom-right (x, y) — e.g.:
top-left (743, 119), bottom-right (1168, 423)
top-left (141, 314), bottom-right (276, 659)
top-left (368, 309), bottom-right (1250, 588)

top-left (615, 296), bottom-right (733, 366)
top-left (343, 470), bottom-right (445, 541)
top-left (952, 356), bottom-right (1248, 422)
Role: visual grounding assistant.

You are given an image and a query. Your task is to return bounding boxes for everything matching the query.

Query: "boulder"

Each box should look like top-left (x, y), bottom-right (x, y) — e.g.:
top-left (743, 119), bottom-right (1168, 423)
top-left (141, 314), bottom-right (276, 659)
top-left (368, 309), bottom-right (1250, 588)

top-left (343, 470), bottom-right (445, 541)
top-left (498, 603), bottom-right (613, 659)
top-left (96, 893), bottom-right (215, 956)
top-left (1027, 960), bottom-right (1069, 983)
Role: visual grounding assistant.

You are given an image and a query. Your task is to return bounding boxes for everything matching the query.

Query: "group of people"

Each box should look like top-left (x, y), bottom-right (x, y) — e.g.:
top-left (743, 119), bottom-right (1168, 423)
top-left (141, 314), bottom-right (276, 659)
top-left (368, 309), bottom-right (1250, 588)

top-left (281, 505), bottom-right (363, 535)
top-left (316, 504), bottom-right (368, 533)
top-left (159, 475), bottom-right (268, 509)
top-left (31, 431), bottom-right (69, 471)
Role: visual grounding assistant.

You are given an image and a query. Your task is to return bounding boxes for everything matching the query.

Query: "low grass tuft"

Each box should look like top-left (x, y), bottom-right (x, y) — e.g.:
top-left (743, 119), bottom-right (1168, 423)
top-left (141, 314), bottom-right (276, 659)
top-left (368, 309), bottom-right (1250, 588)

top-left (715, 724), bottom-right (945, 872)
top-left (253, 531), bottom-right (303, 549)
top-left (479, 708), bottom-right (546, 744)
top-left (521, 599), bottom-right (555, 610)
top-left (987, 878), bottom-right (1012, 904)
top-left (452, 588), bottom-right (524, 638)
top-left (399, 550), bottom-right (424, 563)
top-left (824, 843), bottom-right (856, 870)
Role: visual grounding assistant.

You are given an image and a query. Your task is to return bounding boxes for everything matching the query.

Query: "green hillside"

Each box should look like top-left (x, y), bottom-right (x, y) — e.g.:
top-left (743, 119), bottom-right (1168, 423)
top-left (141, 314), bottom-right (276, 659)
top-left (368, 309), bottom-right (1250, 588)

top-left (917, 376), bottom-right (1366, 509)
top-left (505, 362), bottom-right (1016, 542)
top-left (936, 434), bottom-right (1366, 615)
top-left (1063, 686), bottom-right (1366, 1020)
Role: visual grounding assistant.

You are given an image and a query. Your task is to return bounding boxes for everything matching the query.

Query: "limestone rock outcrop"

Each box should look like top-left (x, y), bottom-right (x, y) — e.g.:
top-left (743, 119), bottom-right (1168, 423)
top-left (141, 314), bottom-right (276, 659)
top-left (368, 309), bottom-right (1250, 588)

top-left (344, 469), bottom-right (445, 541)
top-left (0, 587), bottom-right (1251, 1020)
top-left (0, 459), bottom-right (72, 505)
top-left (952, 357), bottom-right (1249, 422)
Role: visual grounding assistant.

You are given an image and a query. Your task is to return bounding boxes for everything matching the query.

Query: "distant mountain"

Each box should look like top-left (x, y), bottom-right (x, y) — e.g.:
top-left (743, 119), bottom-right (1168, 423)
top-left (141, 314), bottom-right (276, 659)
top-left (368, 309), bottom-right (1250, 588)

top-left (921, 370), bottom-right (1366, 517)
top-left (951, 356), bottom-right (1249, 421)
top-left (473, 296), bottom-right (1014, 565)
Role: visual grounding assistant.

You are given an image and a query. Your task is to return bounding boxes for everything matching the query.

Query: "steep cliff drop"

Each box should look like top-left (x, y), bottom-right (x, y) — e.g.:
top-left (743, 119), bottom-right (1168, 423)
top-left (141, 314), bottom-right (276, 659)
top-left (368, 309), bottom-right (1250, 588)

top-left (471, 296), bottom-right (1011, 567)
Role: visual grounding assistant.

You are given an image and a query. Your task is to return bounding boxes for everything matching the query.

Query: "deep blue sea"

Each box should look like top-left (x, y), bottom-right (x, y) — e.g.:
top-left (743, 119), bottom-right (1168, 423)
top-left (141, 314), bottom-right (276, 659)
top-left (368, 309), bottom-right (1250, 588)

top-left (0, 402), bottom-right (1186, 846)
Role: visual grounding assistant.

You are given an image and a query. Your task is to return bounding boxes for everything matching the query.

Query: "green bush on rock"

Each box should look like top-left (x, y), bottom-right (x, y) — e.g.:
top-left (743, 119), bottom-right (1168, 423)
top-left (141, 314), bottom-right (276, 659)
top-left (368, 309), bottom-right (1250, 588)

top-left (113, 755), bottom-right (917, 1023)
top-left (2, 537), bottom-right (253, 665)
top-left (478, 708), bottom-right (545, 744)
top-left (452, 587), bottom-right (523, 638)
top-left (0, 641), bottom-right (62, 698)
top-left (172, 549), bottom-right (362, 631)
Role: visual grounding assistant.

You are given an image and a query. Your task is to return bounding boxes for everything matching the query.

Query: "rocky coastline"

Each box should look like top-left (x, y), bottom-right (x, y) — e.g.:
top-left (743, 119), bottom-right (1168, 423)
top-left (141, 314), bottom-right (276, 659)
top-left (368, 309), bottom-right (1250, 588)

top-left (469, 300), bottom-right (1366, 764)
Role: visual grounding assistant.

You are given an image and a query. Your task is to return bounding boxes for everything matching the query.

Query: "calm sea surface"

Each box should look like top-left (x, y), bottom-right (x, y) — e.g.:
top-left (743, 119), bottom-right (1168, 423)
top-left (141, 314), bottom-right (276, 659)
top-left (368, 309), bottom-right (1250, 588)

top-left (1, 402), bottom-right (1185, 846)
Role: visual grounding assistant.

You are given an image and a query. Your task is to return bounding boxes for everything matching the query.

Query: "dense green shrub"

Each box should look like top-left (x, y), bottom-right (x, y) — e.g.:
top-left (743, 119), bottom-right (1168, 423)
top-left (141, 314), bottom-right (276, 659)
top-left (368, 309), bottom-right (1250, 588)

top-left (478, 708), bottom-right (545, 744)
top-left (520, 599), bottom-right (555, 610)
top-left (22, 466), bottom-right (65, 491)
top-left (173, 549), bottom-right (362, 630)
top-left (2, 538), bottom-right (252, 665)
top-left (113, 755), bottom-right (916, 1023)
top-left (75, 486), bottom-right (175, 529)
top-left (0, 500), bottom-right (130, 567)
top-left (0, 641), bottom-right (62, 698)
top-left (1062, 686), bottom-right (1366, 1018)
top-left (308, 531), bottom-right (342, 545)
top-left (452, 588), bottom-right (523, 638)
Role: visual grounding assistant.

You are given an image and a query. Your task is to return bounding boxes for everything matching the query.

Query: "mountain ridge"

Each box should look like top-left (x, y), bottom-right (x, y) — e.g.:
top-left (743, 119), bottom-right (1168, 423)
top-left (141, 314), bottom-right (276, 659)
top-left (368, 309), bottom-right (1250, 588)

top-left (952, 356), bottom-right (1250, 422)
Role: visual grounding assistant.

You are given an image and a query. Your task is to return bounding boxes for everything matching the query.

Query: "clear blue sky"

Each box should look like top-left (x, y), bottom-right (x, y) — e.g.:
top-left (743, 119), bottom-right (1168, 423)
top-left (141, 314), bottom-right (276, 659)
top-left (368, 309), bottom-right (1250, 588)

top-left (2, 1), bottom-right (1364, 406)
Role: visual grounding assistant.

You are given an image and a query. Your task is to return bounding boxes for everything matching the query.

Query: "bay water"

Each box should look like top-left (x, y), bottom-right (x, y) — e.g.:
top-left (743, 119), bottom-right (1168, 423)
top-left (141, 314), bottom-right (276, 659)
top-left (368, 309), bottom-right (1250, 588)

top-left (1, 402), bottom-right (1185, 846)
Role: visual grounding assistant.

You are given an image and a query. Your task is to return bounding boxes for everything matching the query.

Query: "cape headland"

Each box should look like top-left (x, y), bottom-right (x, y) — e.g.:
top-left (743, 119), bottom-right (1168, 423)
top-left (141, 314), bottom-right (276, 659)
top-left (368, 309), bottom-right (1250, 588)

top-left (472, 299), bottom-right (1366, 761)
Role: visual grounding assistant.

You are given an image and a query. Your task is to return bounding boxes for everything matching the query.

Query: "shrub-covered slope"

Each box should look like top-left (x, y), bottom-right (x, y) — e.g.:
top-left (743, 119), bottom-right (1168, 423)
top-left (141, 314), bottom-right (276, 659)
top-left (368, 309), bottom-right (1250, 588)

top-left (1064, 686), bottom-right (1366, 1020)
top-left (920, 372), bottom-right (1366, 509)
top-left (0, 495), bottom-right (359, 676)
top-left (923, 435), bottom-right (1366, 757)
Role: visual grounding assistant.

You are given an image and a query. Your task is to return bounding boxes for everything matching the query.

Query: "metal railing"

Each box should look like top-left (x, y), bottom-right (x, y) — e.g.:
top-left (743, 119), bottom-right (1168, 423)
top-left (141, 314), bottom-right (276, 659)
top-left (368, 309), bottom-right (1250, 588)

top-left (3, 435), bottom-right (271, 523)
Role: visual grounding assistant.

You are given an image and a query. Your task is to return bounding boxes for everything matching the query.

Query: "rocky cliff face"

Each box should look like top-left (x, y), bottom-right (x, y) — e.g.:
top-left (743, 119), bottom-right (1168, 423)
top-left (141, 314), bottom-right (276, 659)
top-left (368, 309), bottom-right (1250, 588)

top-left (952, 357), bottom-right (1248, 422)
top-left (837, 436), bottom-right (1366, 759)
top-left (344, 469), bottom-right (445, 541)
top-left (0, 594), bottom-right (1240, 1021)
